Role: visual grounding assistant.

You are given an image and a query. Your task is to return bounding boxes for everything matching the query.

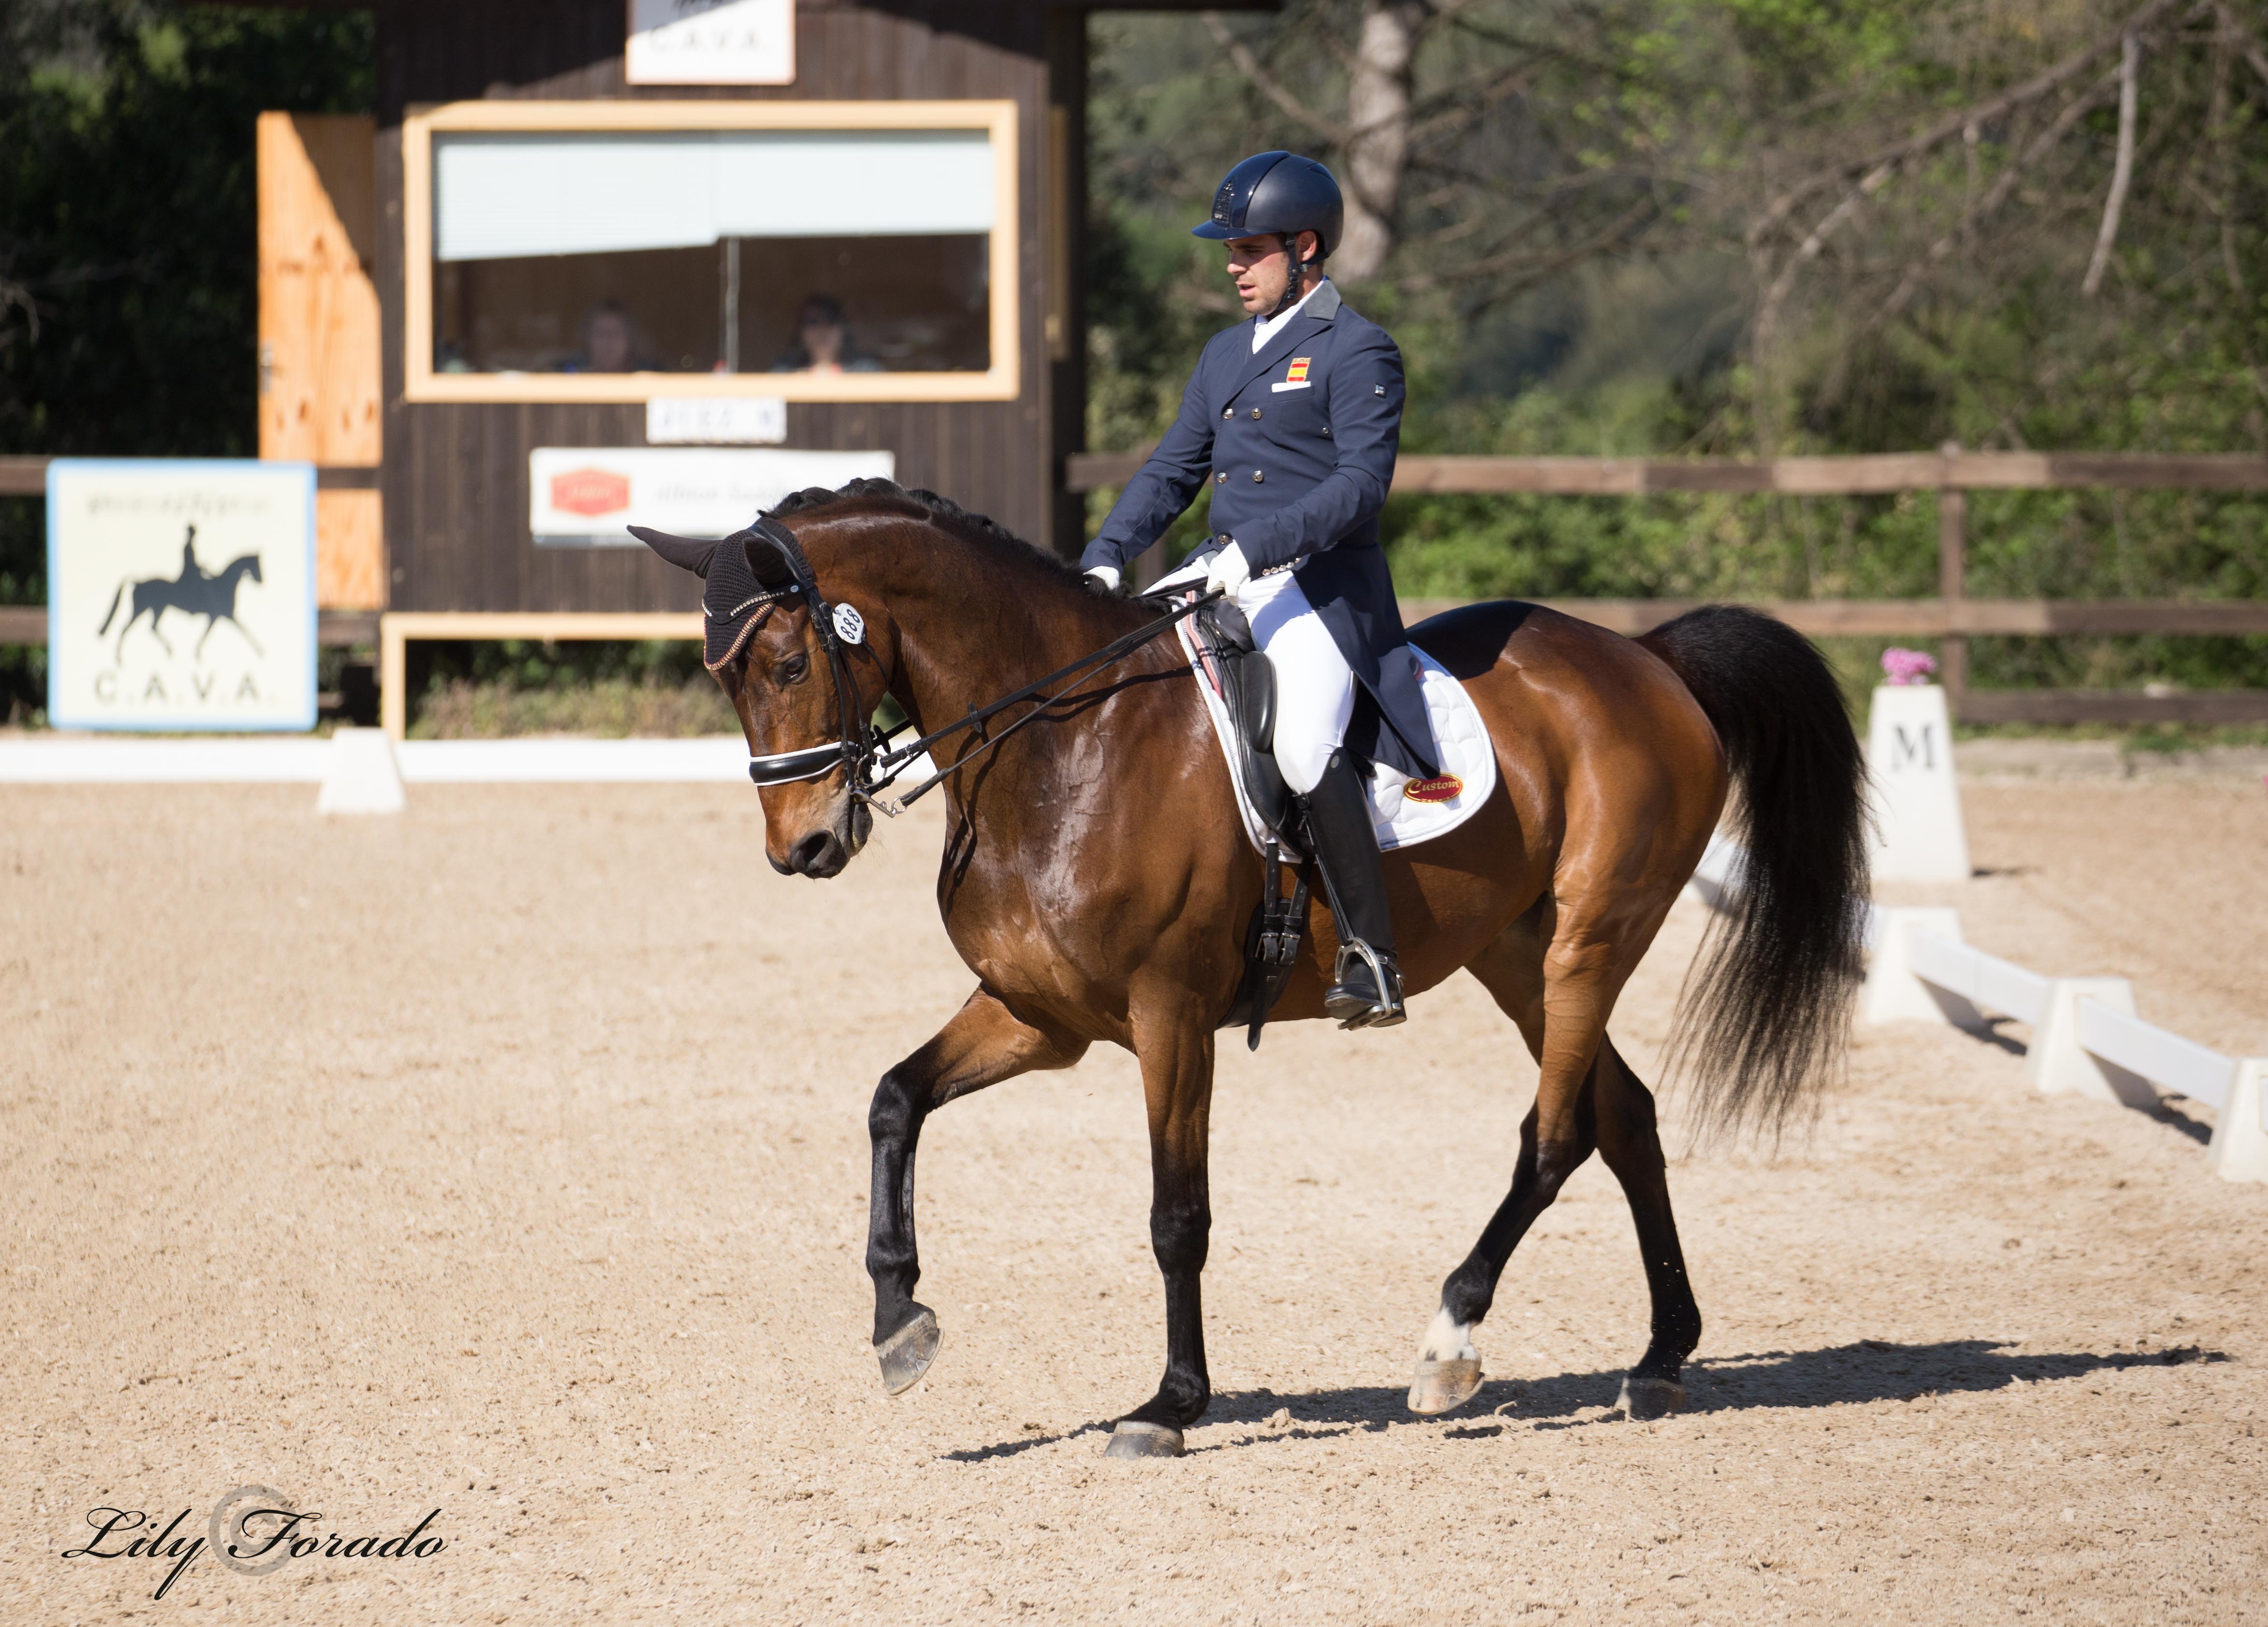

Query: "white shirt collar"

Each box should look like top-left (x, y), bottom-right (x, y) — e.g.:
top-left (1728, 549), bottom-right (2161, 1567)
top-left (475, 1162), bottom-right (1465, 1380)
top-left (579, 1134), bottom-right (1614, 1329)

top-left (1251, 277), bottom-right (1328, 353)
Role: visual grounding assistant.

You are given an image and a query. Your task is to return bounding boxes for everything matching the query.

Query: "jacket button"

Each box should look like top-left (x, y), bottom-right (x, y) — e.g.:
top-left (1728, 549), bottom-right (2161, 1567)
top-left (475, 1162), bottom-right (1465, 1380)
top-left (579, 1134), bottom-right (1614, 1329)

top-left (1250, 407), bottom-right (1262, 419)
top-left (1214, 471), bottom-right (1227, 484)
top-left (1221, 407), bottom-right (1232, 419)
top-left (1252, 469), bottom-right (1265, 482)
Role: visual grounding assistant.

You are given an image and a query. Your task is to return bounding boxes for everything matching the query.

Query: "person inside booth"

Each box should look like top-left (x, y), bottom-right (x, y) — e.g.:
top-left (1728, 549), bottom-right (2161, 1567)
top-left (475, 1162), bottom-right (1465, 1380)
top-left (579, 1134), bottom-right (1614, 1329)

top-left (769, 293), bottom-right (885, 375)
top-left (560, 299), bottom-right (651, 373)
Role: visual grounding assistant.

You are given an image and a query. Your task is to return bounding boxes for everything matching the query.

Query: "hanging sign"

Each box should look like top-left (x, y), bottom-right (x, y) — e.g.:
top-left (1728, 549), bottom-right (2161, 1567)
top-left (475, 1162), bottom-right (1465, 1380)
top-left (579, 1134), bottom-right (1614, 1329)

top-left (625, 0), bottom-right (795, 86)
top-left (529, 446), bottom-right (894, 543)
top-left (646, 396), bottom-right (787, 445)
top-left (45, 460), bottom-right (317, 732)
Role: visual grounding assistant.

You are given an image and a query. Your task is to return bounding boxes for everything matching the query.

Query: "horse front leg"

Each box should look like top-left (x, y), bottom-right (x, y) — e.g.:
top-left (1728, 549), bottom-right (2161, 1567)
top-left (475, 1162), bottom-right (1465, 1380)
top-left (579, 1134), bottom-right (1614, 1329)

top-left (1105, 1003), bottom-right (1215, 1459)
top-left (867, 986), bottom-right (1085, 1396)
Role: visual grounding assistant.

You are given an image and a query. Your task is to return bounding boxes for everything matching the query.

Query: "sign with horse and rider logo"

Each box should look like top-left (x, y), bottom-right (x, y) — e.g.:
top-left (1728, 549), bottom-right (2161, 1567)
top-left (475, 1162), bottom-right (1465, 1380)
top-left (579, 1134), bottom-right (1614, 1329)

top-left (45, 460), bottom-right (317, 731)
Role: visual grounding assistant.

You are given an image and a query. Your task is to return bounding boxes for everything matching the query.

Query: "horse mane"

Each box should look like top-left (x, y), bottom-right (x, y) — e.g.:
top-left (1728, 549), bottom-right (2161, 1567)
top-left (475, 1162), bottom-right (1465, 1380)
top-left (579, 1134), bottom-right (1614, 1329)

top-left (771, 478), bottom-right (1095, 596)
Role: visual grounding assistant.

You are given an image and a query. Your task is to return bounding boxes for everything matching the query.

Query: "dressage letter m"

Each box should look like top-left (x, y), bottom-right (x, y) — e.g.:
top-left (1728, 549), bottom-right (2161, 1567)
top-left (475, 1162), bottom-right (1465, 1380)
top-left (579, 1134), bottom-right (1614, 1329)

top-left (1890, 723), bottom-right (1936, 772)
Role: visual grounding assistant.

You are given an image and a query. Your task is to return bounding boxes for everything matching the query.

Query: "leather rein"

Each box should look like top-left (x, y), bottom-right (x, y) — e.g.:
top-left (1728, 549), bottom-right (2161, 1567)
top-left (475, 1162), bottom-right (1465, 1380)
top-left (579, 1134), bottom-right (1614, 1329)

top-left (731, 514), bottom-right (1218, 818)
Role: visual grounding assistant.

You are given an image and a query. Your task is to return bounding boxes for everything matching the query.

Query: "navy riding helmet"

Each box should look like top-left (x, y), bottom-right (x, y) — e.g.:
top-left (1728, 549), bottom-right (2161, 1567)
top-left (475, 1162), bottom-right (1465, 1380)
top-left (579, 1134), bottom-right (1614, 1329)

top-left (1193, 151), bottom-right (1345, 264)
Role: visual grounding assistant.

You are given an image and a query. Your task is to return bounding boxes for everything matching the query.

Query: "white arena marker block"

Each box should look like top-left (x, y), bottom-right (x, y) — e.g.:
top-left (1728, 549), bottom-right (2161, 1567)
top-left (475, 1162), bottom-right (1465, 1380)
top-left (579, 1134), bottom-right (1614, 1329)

top-left (2026, 979), bottom-right (2144, 1104)
top-left (1861, 907), bottom-right (1976, 1026)
top-left (2208, 1059), bottom-right (2268, 1185)
top-left (1866, 684), bottom-right (1971, 882)
top-left (317, 726), bottom-right (406, 815)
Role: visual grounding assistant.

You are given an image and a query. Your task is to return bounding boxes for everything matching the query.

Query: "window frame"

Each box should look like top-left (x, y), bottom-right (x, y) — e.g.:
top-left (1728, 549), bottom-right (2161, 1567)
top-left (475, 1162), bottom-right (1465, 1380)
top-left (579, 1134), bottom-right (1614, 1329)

top-left (401, 98), bottom-right (1020, 405)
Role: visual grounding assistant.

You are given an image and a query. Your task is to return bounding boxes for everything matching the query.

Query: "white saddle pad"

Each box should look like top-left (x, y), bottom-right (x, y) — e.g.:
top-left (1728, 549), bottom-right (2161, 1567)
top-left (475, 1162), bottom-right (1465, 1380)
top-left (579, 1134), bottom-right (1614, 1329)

top-left (1176, 620), bottom-right (1497, 855)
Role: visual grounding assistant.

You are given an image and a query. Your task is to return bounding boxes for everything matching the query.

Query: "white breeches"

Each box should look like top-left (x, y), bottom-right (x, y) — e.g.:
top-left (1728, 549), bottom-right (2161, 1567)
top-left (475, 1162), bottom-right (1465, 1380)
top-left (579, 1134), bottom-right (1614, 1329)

top-left (1235, 569), bottom-right (1352, 796)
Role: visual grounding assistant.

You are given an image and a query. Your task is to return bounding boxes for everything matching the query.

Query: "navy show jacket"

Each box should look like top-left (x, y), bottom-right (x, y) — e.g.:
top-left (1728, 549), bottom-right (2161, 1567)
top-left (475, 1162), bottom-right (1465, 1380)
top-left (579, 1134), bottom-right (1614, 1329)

top-left (1079, 280), bottom-right (1441, 779)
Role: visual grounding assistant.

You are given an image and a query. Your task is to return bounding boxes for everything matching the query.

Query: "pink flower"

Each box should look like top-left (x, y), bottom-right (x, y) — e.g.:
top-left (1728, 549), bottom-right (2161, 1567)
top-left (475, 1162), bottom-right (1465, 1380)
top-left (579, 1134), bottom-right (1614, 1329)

top-left (1881, 647), bottom-right (1938, 686)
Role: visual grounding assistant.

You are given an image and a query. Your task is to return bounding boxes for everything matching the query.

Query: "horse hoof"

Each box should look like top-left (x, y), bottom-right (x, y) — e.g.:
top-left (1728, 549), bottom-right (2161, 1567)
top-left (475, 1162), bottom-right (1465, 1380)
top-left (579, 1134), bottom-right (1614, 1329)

top-left (1407, 1356), bottom-right (1484, 1416)
top-left (1616, 1376), bottom-right (1686, 1421)
top-left (1102, 1421), bottom-right (1185, 1459)
top-left (876, 1309), bottom-right (941, 1396)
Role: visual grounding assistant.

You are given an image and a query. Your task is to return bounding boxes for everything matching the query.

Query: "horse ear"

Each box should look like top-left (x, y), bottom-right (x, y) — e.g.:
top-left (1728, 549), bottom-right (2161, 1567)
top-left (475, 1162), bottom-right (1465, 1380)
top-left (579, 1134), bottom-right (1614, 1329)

top-left (739, 528), bottom-right (799, 590)
top-left (629, 525), bottom-right (720, 579)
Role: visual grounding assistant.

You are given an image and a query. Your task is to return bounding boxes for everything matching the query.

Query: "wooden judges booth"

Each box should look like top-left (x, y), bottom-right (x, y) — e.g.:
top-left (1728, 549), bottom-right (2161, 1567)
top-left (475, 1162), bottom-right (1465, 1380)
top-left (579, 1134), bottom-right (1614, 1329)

top-left (252, 0), bottom-right (1272, 727)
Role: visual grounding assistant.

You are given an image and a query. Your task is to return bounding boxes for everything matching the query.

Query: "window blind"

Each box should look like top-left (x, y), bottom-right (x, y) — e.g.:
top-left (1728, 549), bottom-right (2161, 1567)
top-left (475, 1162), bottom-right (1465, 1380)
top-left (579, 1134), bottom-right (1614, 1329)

top-left (434, 129), bottom-right (995, 262)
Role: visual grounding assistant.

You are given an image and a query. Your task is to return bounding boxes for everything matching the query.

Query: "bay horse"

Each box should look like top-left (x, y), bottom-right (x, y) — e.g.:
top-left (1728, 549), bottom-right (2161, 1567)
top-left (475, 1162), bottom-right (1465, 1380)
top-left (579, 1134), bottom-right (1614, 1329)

top-left (639, 479), bottom-right (1867, 1457)
top-left (97, 526), bottom-right (265, 664)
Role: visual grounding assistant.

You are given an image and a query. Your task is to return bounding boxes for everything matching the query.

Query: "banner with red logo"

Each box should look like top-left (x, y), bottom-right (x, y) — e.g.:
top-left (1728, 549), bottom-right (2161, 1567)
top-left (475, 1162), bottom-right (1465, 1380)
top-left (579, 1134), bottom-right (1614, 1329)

top-left (528, 447), bottom-right (895, 544)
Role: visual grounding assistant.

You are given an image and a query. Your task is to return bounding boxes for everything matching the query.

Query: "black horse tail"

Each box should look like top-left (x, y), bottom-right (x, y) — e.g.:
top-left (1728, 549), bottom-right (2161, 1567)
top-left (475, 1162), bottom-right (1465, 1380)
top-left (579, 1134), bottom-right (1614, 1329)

top-left (98, 581), bottom-right (125, 636)
top-left (1639, 605), bottom-right (1870, 1139)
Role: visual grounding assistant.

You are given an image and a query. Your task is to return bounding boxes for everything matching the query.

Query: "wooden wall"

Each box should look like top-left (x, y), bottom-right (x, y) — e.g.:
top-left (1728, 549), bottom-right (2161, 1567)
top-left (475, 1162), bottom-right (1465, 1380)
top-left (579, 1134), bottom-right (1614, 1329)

top-left (372, 0), bottom-right (1069, 615)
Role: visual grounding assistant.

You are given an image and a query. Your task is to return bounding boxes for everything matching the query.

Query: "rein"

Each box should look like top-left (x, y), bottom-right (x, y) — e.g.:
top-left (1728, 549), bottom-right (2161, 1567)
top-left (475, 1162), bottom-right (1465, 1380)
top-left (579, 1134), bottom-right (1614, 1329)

top-left (730, 513), bottom-right (1218, 817)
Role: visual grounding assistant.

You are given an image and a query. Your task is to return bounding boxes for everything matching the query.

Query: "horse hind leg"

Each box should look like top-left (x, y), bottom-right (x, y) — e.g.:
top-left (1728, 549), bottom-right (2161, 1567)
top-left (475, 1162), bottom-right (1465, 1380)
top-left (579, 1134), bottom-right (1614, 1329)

top-left (1592, 1036), bottom-right (1702, 1419)
top-left (1408, 904), bottom-right (1702, 1421)
top-left (1408, 903), bottom-right (1603, 1415)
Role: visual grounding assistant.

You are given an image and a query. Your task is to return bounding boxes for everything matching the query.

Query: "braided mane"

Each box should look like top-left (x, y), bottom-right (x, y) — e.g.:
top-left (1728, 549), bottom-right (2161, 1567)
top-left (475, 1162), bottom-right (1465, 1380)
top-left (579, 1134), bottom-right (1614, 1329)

top-left (772, 478), bottom-right (1092, 592)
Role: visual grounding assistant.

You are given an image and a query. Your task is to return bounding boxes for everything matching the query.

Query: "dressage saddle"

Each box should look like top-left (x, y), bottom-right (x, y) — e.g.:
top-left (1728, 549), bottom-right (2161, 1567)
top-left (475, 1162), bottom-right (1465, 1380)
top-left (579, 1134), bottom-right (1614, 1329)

top-left (1165, 594), bottom-right (1308, 1048)
top-left (1188, 597), bottom-right (1294, 840)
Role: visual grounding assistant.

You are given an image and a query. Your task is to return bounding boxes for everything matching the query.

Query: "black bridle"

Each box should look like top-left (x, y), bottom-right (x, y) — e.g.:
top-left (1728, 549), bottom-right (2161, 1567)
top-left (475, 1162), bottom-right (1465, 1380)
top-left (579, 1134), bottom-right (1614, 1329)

top-left (702, 514), bottom-right (1218, 817)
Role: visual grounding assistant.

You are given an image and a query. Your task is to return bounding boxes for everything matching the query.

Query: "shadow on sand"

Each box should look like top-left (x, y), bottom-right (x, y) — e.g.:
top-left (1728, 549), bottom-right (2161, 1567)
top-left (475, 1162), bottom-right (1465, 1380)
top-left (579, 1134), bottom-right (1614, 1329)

top-left (939, 1337), bottom-right (2219, 1461)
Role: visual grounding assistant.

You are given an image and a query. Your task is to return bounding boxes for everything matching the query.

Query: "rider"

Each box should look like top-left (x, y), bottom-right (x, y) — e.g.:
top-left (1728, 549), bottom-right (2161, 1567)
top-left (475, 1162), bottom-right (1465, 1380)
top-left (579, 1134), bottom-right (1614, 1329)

top-left (1081, 151), bottom-right (1441, 1030)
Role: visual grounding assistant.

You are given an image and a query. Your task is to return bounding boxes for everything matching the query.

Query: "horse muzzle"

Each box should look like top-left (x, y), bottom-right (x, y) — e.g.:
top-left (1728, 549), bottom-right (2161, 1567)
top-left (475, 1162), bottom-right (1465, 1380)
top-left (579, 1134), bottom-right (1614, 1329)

top-left (774, 828), bottom-right (849, 878)
top-left (767, 796), bottom-right (870, 879)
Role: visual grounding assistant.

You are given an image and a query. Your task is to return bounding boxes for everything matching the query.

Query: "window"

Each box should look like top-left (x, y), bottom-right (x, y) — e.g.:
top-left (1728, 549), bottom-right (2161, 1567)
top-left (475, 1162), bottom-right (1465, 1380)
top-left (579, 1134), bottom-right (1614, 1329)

top-left (402, 101), bottom-right (1018, 403)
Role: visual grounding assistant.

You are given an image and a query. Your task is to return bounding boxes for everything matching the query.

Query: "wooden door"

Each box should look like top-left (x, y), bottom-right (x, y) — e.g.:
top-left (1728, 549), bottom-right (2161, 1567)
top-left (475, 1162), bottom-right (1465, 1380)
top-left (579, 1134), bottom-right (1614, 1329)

top-left (257, 112), bottom-right (383, 610)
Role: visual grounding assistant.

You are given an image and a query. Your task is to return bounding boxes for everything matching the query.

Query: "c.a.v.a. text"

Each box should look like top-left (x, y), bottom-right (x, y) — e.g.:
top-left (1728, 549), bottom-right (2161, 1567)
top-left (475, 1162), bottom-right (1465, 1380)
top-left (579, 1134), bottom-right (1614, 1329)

top-left (93, 670), bottom-right (262, 704)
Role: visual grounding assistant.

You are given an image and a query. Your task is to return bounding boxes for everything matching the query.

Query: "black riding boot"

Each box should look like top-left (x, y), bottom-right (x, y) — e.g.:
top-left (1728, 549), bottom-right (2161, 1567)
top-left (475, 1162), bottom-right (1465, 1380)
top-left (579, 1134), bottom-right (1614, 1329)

top-left (1300, 748), bottom-right (1405, 1029)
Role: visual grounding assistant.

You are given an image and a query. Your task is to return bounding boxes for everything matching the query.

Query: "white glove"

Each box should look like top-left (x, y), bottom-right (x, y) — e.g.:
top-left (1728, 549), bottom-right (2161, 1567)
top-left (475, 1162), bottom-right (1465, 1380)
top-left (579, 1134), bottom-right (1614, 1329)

top-left (1084, 565), bottom-right (1121, 592)
top-left (1204, 542), bottom-right (1252, 598)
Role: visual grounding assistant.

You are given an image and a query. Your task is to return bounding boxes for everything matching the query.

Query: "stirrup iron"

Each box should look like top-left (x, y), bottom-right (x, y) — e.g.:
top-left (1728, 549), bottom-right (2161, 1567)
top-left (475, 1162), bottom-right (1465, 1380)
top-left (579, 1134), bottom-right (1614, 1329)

top-left (1326, 938), bottom-right (1404, 1030)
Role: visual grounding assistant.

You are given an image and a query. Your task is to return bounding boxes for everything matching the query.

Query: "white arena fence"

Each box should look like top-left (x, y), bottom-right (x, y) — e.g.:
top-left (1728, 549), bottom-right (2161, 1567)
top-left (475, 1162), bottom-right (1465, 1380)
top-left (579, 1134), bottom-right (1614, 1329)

top-left (0, 731), bottom-right (944, 791)
top-left (1688, 837), bottom-right (2268, 1184)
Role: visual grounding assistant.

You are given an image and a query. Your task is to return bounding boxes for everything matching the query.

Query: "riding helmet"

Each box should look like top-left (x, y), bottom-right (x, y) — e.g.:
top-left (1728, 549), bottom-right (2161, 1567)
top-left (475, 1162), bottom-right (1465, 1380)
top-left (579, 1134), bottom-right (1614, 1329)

top-left (1192, 151), bottom-right (1344, 262)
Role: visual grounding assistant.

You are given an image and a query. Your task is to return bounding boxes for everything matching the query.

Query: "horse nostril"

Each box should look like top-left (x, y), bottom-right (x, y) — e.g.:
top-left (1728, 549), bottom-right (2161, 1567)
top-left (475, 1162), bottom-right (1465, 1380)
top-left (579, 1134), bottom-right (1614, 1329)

top-left (788, 830), bottom-right (840, 876)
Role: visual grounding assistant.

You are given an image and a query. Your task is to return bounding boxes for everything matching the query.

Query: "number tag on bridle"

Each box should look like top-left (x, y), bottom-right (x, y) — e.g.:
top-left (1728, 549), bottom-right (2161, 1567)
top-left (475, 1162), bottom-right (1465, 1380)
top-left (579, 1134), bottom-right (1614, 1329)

top-left (832, 603), bottom-right (866, 645)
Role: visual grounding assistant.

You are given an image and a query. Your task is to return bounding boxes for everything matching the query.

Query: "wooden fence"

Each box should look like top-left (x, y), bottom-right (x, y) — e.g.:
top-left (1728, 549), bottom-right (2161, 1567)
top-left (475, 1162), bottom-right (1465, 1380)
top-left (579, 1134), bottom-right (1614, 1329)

top-left (8, 448), bottom-right (2268, 723)
top-left (1070, 446), bottom-right (2268, 723)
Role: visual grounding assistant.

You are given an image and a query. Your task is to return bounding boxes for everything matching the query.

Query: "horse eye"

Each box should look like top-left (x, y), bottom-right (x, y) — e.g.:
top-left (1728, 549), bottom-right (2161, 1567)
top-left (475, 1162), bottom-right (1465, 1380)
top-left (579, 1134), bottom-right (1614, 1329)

top-left (777, 653), bottom-right (810, 685)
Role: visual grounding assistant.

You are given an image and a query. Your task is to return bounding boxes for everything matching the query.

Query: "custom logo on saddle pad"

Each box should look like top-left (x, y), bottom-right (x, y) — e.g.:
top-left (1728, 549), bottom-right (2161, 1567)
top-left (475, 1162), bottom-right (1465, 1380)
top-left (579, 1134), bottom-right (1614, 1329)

top-left (1404, 774), bottom-right (1464, 804)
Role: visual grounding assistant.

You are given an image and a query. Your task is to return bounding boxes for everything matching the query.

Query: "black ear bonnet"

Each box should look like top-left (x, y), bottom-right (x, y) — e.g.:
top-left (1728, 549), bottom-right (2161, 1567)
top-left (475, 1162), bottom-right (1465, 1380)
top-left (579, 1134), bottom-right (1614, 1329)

top-left (630, 515), bottom-right (819, 670)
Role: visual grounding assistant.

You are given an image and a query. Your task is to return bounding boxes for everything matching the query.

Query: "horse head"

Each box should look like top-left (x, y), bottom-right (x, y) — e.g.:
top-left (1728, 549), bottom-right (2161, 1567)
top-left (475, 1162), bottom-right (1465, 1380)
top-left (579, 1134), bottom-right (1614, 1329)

top-left (634, 519), bottom-right (887, 880)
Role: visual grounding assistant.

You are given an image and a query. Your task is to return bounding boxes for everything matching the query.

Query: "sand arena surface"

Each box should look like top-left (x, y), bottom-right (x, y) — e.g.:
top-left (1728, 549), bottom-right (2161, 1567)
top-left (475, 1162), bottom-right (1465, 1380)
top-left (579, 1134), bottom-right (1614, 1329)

top-left (4, 775), bottom-right (2265, 1624)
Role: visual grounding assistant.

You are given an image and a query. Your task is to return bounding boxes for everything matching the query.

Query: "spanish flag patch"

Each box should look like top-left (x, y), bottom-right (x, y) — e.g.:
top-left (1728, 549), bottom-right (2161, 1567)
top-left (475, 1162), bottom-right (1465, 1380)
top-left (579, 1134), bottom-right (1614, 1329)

top-left (1286, 357), bottom-right (1310, 383)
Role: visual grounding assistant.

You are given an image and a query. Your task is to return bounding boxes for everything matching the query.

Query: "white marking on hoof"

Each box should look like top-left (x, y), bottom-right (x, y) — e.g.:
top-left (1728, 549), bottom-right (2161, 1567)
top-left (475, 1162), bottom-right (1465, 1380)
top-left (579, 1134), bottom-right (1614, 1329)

top-left (1616, 1375), bottom-right (1686, 1421)
top-left (1102, 1420), bottom-right (1185, 1459)
top-left (1417, 1305), bottom-right (1478, 1364)
top-left (1408, 1304), bottom-right (1485, 1414)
